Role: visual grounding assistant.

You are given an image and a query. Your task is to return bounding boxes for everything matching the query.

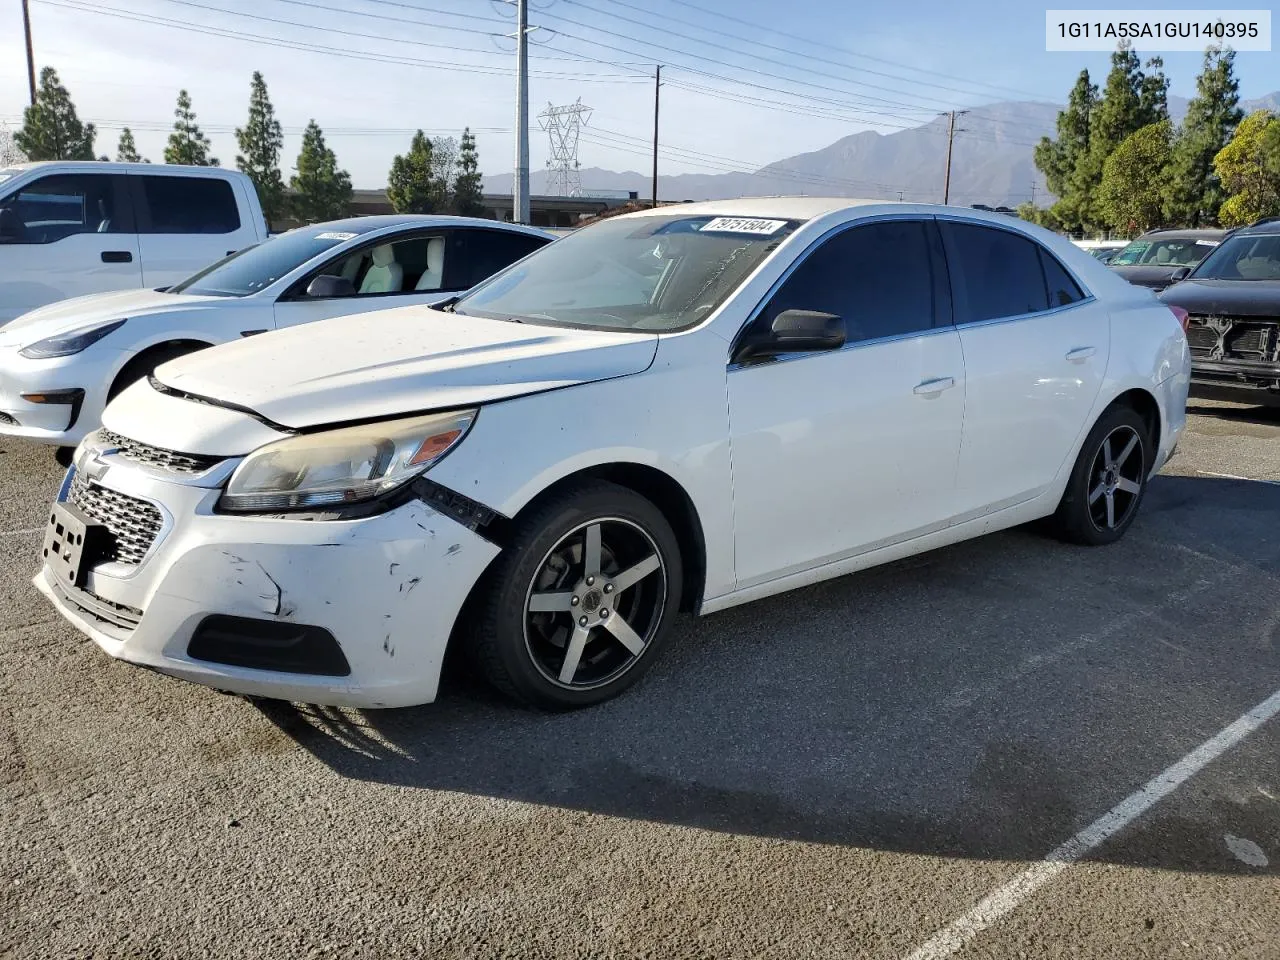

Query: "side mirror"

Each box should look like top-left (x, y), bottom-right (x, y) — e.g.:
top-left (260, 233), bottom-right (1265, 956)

top-left (305, 274), bottom-right (356, 299)
top-left (1168, 266), bottom-right (1191, 284)
top-left (734, 309), bottom-right (846, 364)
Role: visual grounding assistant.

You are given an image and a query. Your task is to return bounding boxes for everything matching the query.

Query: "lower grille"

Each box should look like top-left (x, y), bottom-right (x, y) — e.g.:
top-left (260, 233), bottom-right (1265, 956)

top-left (52, 578), bottom-right (143, 630)
top-left (67, 471), bottom-right (164, 565)
top-left (0, 411), bottom-right (17, 426)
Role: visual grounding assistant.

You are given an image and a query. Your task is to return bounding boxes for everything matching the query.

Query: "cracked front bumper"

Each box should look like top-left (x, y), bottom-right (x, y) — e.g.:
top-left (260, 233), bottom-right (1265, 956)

top-left (34, 457), bottom-right (501, 708)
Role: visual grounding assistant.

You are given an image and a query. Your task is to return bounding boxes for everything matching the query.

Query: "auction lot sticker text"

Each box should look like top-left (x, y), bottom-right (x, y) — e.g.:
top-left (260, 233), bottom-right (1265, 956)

top-left (1046, 10), bottom-right (1271, 51)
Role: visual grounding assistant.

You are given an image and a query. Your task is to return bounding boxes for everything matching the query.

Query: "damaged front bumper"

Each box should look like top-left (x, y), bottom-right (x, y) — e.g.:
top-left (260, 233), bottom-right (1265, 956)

top-left (1190, 358), bottom-right (1280, 406)
top-left (34, 450), bottom-right (501, 708)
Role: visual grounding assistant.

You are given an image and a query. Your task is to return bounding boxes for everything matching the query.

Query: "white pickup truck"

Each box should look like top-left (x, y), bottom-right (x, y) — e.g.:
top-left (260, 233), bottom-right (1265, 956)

top-left (0, 161), bottom-right (268, 324)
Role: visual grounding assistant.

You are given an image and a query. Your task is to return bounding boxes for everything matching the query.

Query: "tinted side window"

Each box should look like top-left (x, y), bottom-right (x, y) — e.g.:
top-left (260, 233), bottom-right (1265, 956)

top-left (1039, 249), bottom-right (1085, 307)
top-left (450, 229), bottom-right (550, 289)
top-left (139, 176), bottom-right (240, 234)
top-left (941, 222), bottom-right (1049, 323)
top-left (761, 220), bottom-right (936, 342)
top-left (0, 174), bottom-right (123, 244)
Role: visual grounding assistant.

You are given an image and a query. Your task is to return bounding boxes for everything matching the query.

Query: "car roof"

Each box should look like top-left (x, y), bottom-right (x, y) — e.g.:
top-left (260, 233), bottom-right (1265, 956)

top-left (284, 214), bottom-right (553, 238)
top-left (1232, 218), bottom-right (1280, 237)
top-left (2, 160), bottom-right (251, 178)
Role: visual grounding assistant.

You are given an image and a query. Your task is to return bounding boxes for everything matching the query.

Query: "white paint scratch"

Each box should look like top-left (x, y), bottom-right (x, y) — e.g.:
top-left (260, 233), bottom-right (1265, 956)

top-left (903, 685), bottom-right (1280, 960)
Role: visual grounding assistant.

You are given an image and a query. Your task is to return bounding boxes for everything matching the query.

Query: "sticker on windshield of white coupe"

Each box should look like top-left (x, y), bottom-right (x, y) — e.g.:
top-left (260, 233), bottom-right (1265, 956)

top-left (314, 231), bottom-right (358, 241)
top-left (1195, 239), bottom-right (1220, 246)
top-left (699, 217), bottom-right (788, 235)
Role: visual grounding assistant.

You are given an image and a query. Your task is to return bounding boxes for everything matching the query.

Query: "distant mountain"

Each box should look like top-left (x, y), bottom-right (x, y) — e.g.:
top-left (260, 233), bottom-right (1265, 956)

top-left (484, 91), bottom-right (1280, 209)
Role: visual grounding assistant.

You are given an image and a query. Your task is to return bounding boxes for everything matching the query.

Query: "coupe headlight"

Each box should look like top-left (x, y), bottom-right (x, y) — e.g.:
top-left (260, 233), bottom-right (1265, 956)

top-left (219, 409), bottom-right (477, 513)
top-left (19, 319), bottom-right (127, 359)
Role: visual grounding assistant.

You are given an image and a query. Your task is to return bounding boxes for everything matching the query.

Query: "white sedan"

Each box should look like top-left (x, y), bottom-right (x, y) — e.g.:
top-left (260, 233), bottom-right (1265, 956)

top-left (36, 198), bottom-right (1189, 710)
top-left (0, 215), bottom-right (552, 449)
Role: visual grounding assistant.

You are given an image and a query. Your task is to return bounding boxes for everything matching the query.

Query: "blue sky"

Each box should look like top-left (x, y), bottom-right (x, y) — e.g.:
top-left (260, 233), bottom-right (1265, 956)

top-left (1, 0), bottom-right (1277, 188)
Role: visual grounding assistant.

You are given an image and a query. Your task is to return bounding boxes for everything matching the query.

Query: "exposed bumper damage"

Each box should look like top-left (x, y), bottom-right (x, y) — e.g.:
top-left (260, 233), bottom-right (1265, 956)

top-left (35, 450), bottom-right (502, 708)
top-left (1186, 315), bottom-right (1280, 404)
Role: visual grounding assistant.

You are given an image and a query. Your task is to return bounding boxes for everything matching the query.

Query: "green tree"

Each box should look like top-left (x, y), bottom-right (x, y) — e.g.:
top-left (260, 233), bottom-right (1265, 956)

top-left (387, 131), bottom-right (444, 213)
top-left (235, 72), bottom-right (285, 225)
top-left (15, 67), bottom-right (96, 161)
top-left (1035, 69), bottom-right (1097, 234)
top-left (115, 127), bottom-right (146, 163)
top-left (1016, 202), bottom-right (1059, 230)
top-left (1214, 110), bottom-right (1280, 227)
top-left (1165, 45), bottom-right (1244, 226)
top-left (290, 120), bottom-right (352, 223)
top-left (452, 127), bottom-right (484, 215)
top-left (1098, 120), bottom-right (1174, 233)
top-left (1138, 56), bottom-right (1170, 124)
top-left (164, 90), bottom-right (218, 166)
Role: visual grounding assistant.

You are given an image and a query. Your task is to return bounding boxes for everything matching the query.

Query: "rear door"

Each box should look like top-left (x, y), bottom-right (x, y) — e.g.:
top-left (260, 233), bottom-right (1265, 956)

top-left (940, 219), bottom-right (1108, 517)
top-left (130, 173), bottom-right (256, 289)
top-left (0, 171), bottom-right (140, 320)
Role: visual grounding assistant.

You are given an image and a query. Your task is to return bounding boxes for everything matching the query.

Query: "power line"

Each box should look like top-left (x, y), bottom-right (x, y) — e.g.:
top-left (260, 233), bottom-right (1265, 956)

top-left (31, 0), bottom-right (649, 82)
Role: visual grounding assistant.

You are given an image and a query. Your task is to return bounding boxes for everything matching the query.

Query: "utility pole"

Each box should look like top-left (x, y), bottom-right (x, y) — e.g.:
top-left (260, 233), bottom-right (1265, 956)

top-left (1030, 181), bottom-right (1037, 206)
top-left (513, 0), bottom-right (530, 224)
top-left (941, 109), bottom-right (968, 205)
top-left (22, 0), bottom-right (37, 106)
top-left (651, 65), bottom-right (661, 208)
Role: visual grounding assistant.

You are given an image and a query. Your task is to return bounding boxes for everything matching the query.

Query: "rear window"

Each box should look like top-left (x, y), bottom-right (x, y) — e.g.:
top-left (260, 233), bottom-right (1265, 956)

top-left (139, 175), bottom-right (240, 234)
top-left (941, 222), bottom-right (1049, 323)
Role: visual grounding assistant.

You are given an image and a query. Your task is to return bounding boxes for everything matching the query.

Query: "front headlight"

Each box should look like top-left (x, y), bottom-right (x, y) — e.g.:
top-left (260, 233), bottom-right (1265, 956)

top-left (19, 319), bottom-right (127, 359)
top-left (219, 409), bottom-right (476, 513)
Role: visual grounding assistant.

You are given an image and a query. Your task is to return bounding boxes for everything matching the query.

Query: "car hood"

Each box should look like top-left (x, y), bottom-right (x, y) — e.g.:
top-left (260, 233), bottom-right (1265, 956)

top-left (152, 306), bottom-right (660, 429)
top-left (1111, 264), bottom-right (1185, 290)
top-left (0, 288), bottom-right (222, 345)
top-left (1158, 278), bottom-right (1280, 317)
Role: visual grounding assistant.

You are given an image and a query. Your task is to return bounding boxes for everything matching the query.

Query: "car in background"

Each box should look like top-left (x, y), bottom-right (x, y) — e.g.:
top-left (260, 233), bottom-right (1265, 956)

top-left (0, 215), bottom-right (553, 448)
top-left (1072, 239), bottom-right (1127, 262)
top-left (0, 161), bottom-right (268, 323)
top-left (1160, 219), bottom-right (1280, 406)
top-left (1107, 228), bottom-right (1229, 291)
top-left (36, 200), bottom-right (1187, 711)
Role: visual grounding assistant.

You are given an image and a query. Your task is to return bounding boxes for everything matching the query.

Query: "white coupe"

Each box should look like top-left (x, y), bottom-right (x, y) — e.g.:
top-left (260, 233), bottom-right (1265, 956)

top-left (36, 199), bottom-right (1189, 710)
top-left (0, 215), bottom-right (552, 450)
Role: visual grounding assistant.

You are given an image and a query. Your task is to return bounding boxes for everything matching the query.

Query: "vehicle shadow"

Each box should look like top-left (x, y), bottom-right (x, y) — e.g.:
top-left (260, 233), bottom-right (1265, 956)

top-left (1188, 399), bottom-right (1280, 427)
top-left (254, 475), bottom-right (1280, 874)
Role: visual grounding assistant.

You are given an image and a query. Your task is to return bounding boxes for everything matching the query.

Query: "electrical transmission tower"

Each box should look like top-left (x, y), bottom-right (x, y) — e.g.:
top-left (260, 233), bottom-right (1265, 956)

top-left (538, 99), bottom-right (592, 197)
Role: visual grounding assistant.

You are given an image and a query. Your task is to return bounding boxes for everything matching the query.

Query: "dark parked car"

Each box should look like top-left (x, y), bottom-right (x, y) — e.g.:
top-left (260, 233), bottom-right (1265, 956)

top-left (1109, 228), bottom-right (1230, 291)
top-left (1159, 220), bottom-right (1280, 405)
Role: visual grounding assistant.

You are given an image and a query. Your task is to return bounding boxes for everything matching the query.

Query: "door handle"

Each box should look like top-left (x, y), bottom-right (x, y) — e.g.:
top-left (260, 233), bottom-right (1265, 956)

top-left (1065, 346), bottom-right (1096, 363)
top-left (101, 250), bottom-right (133, 263)
top-left (913, 376), bottom-right (956, 396)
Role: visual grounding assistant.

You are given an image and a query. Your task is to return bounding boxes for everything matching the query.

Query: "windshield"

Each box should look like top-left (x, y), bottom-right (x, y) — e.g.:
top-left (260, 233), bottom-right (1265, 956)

top-left (1190, 234), bottom-right (1280, 281)
top-left (1109, 237), bottom-right (1217, 267)
top-left (169, 227), bottom-right (363, 297)
top-left (453, 214), bottom-right (799, 331)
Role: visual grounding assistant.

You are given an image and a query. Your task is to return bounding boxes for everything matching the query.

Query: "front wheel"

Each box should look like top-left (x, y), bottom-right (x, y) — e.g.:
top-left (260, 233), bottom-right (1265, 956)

top-left (1051, 405), bottom-right (1150, 545)
top-left (468, 481), bottom-right (683, 709)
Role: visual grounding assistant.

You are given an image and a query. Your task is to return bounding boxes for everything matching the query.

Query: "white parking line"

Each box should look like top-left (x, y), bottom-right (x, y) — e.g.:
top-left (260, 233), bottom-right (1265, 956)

top-left (903, 685), bottom-right (1280, 960)
top-left (1198, 470), bottom-right (1280, 486)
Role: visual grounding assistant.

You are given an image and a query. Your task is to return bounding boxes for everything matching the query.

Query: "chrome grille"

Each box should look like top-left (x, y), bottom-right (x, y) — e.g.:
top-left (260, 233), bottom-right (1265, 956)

top-left (67, 471), bottom-right (163, 565)
top-left (97, 428), bottom-right (222, 475)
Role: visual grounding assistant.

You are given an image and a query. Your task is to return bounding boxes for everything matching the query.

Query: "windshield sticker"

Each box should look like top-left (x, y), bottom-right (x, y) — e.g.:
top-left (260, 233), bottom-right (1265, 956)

top-left (699, 217), bottom-right (788, 236)
top-left (1195, 240), bottom-right (1220, 247)
top-left (313, 231), bottom-right (358, 241)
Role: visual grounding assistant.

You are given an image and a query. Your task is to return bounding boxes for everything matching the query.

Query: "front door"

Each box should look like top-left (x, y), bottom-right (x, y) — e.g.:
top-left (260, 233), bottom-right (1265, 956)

top-left (726, 218), bottom-right (966, 589)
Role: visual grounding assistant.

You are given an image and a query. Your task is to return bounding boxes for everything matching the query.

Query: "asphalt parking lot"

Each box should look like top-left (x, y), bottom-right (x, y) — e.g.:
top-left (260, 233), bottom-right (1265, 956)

top-left (2, 401), bottom-right (1278, 959)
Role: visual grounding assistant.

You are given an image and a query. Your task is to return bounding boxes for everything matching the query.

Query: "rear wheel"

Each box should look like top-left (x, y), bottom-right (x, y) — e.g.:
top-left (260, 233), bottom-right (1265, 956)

top-left (468, 481), bottom-right (682, 709)
top-left (1051, 405), bottom-right (1150, 545)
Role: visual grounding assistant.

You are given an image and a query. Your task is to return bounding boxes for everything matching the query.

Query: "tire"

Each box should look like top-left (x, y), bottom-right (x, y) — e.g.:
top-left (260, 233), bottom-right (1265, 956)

top-left (468, 480), bottom-right (683, 710)
top-left (55, 446), bottom-right (75, 468)
top-left (1051, 404), bottom-right (1151, 546)
top-left (107, 343), bottom-right (207, 403)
